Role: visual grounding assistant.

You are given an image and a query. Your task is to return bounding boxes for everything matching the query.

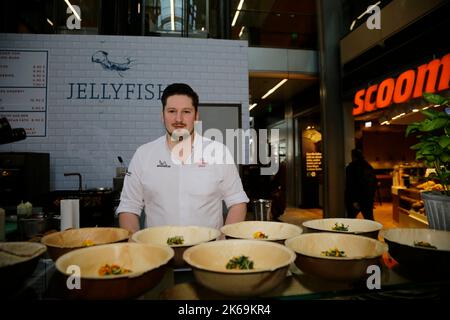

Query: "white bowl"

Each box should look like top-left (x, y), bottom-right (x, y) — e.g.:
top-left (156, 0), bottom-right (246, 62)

top-left (132, 225), bottom-right (221, 267)
top-left (55, 242), bottom-right (174, 299)
top-left (285, 233), bottom-right (388, 281)
top-left (183, 239), bottom-right (296, 297)
top-left (303, 218), bottom-right (383, 238)
top-left (220, 221), bottom-right (302, 242)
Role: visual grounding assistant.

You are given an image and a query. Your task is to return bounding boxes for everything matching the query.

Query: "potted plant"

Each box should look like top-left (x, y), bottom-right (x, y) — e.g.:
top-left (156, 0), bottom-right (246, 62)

top-left (406, 92), bottom-right (450, 230)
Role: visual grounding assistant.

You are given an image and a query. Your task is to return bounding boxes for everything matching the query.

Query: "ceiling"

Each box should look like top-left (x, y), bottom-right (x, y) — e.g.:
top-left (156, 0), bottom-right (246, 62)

top-left (231, 0), bottom-right (319, 116)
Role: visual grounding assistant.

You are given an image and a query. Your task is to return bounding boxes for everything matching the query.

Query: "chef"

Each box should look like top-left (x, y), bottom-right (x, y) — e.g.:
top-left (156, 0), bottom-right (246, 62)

top-left (117, 83), bottom-right (249, 234)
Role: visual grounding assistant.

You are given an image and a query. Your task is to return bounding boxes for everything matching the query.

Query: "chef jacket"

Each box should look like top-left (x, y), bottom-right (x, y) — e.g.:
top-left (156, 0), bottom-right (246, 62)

top-left (116, 133), bottom-right (249, 229)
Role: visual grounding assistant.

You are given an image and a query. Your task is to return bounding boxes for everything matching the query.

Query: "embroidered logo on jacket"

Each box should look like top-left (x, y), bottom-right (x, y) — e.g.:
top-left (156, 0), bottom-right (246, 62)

top-left (156, 160), bottom-right (171, 168)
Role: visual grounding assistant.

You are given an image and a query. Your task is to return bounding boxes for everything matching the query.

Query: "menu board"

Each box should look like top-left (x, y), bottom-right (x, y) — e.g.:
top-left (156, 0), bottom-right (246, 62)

top-left (306, 152), bottom-right (322, 177)
top-left (0, 50), bottom-right (48, 136)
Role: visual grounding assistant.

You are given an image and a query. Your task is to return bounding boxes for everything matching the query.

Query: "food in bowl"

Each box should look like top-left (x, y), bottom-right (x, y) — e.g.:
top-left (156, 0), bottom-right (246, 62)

top-left (253, 231), bottom-right (268, 239)
top-left (41, 227), bottom-right (130, 261)
top-left (55, 242), bottom-right (174, 299)
top-left (331, 223), bottom-right (349, 232)
top-left (225, 255), bottom-right (254, 270)
top-left (221, 221), bottom-right (302, 242)
top-left (167, 236), bottom-right (184, 245)
top-left (321, 248), bottom-right (346, 257)
top-left (98, 264), bottom-right (132, 276)
top-left (132, 225), bottom-right (221, 268)
top-left (302, 218), bottom-right (382, 238)
top-left (82, 239), bottom-right (95, 247)
top-left (285, 233), bottom-right (388, 282)
top-left (413, 241), bottom-right (437, 249)
top-left (183, 239), bottom-right (296, 297)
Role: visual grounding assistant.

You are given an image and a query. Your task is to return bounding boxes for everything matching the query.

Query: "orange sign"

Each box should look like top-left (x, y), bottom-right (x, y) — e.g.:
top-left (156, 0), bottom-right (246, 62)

top-left (353, 53), bottom-right (450, 115)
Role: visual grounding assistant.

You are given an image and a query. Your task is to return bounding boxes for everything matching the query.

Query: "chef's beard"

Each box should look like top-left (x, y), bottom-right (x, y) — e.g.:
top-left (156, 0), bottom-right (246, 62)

top-left (166, 127), bottom-right (194, 142)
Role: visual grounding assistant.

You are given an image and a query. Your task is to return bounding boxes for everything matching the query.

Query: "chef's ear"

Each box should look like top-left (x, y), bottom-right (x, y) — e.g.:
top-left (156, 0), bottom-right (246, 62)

top-left (195, 110), bottom-right (199, 121)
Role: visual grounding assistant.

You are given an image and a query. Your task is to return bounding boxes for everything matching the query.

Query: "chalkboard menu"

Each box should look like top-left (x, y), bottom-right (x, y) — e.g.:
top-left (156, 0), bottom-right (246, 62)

top-left (0, 50), bottom-right (48, 137)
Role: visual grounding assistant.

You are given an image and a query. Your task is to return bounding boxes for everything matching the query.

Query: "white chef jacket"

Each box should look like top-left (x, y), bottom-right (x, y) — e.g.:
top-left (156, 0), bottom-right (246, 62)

top-left (116, 133), bottom-right (249, 229)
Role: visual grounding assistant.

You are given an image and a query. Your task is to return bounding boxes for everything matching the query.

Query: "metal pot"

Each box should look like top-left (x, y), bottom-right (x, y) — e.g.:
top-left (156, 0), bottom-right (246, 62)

top-left (18, 215), bottom-right (48, 239)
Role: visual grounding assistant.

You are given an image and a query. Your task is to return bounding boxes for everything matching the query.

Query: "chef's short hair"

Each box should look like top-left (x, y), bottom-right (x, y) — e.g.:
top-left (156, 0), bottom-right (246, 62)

top-left (161, 83), bottom-right (199, 112)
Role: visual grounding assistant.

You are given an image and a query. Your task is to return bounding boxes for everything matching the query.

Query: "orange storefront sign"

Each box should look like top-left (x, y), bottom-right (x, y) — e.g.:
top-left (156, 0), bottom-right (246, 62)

top-left (353, 53), bottom-right (450, 115)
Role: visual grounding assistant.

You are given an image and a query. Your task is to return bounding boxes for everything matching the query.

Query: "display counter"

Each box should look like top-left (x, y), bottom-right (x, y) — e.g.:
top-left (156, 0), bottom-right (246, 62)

top-left (392, 187), bottom-right (428, 228)
top-left (9, 255), bottom-right (448, 300)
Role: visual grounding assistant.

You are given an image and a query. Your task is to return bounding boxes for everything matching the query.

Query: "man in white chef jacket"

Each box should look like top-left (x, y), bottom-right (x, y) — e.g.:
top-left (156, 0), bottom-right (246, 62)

top-left (117, 83), bottom-right (249, 234)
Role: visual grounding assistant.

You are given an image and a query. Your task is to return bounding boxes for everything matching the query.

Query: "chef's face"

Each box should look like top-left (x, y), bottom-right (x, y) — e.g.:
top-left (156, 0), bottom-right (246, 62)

top-left (162, 94), bottom-right (198, 140)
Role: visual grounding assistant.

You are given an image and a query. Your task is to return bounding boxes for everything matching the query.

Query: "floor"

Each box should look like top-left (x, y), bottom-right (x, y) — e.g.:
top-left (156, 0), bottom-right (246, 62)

top-left (279, 202), bottom-right (399, 230)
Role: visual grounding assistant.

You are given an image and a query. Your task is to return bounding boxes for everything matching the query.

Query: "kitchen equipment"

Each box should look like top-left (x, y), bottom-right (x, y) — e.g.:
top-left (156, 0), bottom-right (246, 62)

top-left (41, 227), bottom-right (130, 261)
top-left (55, 242), bottom-right (173, 299)
top-left (0, 152), bottom-right (50, 208)
top-left (183, 239), bottom-right (296, 297)
top-left (220, 221), bottom-right (302, 243)
top-left (382, 228), bottom-right (450, 277)
top-left (49, 188), bottom-right (115, 227)
top-left (252, 199), bottom-right (272, 221)
top-left (285, 233), bottom-right (388, 282)
top-left (132, 225), bottom-right (221, 268)
top-left (302, 218), bottom-right (383, 239)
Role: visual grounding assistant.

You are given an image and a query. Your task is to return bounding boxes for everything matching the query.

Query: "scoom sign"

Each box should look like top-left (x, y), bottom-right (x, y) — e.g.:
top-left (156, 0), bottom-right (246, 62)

top-left (353, 53), bottom-right (450, 116)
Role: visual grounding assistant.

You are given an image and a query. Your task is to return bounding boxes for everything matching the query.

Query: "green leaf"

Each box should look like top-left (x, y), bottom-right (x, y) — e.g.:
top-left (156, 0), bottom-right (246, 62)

top-left (441, 153), bottom-right (450, 163)
top-left (438, 136), bottom-right (450, 149)
top-left (406, 123), bottom-right (420, 136)
top-left (420, 108), bottom-right (440, 119)
top-left (423, 92), bottom-right (449, 105)
top-left (419, 118), bottom-right (448, 132)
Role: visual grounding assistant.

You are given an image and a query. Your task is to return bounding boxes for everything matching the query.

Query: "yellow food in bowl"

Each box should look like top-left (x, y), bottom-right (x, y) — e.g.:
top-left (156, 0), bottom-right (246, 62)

top-left (253, 231), bottom-right (268, 239)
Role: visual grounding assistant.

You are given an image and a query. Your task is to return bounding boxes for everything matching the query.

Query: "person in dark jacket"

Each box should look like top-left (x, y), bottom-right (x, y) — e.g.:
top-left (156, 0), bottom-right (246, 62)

top-left (345, 149), bottom-right (377, 220)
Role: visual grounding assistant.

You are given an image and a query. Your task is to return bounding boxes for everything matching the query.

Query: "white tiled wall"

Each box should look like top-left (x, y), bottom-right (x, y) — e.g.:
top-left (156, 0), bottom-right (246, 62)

top-left (0, 34), bottom-right (249, 190)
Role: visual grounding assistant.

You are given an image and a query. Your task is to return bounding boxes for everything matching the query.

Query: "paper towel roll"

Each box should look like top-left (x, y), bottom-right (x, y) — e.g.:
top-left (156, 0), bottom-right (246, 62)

top-left (0, 208), bottom-right (5, 241)
top-left (60, 199), bottom-right (80, 230)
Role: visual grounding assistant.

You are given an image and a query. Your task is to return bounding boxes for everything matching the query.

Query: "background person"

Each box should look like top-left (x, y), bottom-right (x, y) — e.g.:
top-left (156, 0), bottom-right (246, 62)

top-left (345, 149), bottom-right (377, 220)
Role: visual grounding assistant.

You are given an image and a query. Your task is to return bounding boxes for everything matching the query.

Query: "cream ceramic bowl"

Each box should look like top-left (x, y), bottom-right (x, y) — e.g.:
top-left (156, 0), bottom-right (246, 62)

top-left (55, 242), bottom-right (174, 299)
top-left (0, 242), bottom-right (47, 292)
top-left (285, 233), bottom-right (388, 282)
top-left (132, 225), bottom-right (221, 268)
top-left (41, 227), bottom-right (130, 261)
top-left (382, 228), bottom-right (450, 275)
top-left (220, 221), bottom-right (303, 243)
top-left (302, 218), bottom-right (383, 239)
top-left (183, 239), bottom-right (296, 297)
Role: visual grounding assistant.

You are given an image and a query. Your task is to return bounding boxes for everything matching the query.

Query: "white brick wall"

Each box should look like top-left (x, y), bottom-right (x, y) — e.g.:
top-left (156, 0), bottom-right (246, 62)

top-left (0, 34), bottom-right (249, 190)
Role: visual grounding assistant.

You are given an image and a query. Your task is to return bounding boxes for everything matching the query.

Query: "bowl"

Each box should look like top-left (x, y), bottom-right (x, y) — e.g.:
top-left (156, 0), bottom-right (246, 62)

top-left (302, 218), bottom-right (383, 239)
top-left (220, 221), bottom-right (303, 243)
top-left (285, 233), bottom-right (388, 282)
top-left (41, 227), bottom-right (130, 261)
top-left (55, 242), bottom-right (174, 299)
top-left (131, 225), bottom-right (221, 268)
top-left (381, 228), bottom-right (450, 276)
top-left (183, 239), bottom-right (296, 297)
top-left (0, 242), bottom-right (47, 293)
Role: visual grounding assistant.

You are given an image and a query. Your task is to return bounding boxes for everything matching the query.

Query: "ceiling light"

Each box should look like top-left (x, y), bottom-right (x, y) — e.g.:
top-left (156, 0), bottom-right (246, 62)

top-left (47, 18), bottom-right (54, 26)
top-left (381, 121), bottom-right (390, 125)
top-left (357, 1), bottom-right (381, 19)
top-left (170, 0), bottom-right (175, 31)
top-left (412, 108), bottom-right (420, 112)
top-left (249, 103), bottom-right (257, 111)
top-left (65, 0), bottom-right (81, 21)
top-left (231, 0), bottom-right (245, 27)
top-left (261, 79), bottom-right (288, 99)
top-left (239, 26), bottom-right (245, 38)
top-left (364, 121), bottom-right (372, 128)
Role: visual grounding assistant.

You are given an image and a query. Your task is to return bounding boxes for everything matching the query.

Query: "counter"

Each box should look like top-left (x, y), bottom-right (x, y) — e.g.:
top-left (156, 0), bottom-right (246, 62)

top-left (392, 187), bottom-right (428, 228)
top-left (9, 255), bottom-right (448, 300)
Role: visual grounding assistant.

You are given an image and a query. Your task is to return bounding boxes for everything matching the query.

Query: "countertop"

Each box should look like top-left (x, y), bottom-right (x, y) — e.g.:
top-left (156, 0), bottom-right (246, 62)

top-left (9, 257), bottom-right (449, 300)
